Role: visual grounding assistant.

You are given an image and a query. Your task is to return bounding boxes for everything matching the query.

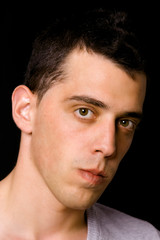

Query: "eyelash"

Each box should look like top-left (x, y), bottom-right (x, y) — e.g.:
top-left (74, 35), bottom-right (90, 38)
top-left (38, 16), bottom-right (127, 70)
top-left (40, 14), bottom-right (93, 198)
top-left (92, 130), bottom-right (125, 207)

top-left (118, 119), bottom-right (137, 131)
top-left (74, 107), bottom-right (137, 131)
top-left (74, 108), bottom-right (95, 120)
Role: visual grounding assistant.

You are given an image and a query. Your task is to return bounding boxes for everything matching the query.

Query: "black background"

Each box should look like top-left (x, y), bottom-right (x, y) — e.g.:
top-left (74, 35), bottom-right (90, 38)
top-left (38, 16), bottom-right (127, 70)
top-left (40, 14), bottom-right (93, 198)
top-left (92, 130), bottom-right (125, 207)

top-left (1, 1), bottom-right (160, 230)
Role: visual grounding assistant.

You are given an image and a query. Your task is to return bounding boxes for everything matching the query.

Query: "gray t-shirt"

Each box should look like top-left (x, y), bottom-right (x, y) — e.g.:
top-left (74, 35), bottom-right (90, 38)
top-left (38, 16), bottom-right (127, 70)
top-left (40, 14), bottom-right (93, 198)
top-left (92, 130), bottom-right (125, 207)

top-left (87, 203), bottom-right (160, 240)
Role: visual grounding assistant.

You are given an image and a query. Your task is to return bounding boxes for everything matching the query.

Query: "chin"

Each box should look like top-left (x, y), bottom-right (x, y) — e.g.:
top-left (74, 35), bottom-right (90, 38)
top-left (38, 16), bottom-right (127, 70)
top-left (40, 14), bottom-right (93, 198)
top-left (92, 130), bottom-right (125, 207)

top-left (63, 192), bottom-right (102, 211)
top-left (53, 183), bottom-right (105, 211)
top-left (67, 201), bottom-right (96, 211)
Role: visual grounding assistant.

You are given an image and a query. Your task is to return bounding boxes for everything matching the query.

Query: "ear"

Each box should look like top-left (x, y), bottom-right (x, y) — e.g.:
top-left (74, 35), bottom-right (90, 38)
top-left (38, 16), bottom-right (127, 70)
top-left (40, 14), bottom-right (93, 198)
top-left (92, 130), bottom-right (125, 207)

top-left (12, 85), bottom-right (36, 134)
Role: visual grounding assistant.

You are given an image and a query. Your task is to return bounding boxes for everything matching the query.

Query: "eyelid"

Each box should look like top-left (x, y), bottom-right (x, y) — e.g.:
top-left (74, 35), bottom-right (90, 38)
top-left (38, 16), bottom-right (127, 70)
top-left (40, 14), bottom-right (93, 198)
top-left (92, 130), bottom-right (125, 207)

top-left (118, 118), bottom-right (138, 131)
top-left (74, 107), bottom-right (96, 120)
top-left (72, 103), bottom-right (98, 114)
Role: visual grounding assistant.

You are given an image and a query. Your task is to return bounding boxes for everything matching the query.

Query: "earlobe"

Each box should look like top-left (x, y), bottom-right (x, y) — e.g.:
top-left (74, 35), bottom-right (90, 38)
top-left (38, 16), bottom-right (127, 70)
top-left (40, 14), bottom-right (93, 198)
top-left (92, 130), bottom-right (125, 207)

top-left (12, 85), bottom-right (36, 134)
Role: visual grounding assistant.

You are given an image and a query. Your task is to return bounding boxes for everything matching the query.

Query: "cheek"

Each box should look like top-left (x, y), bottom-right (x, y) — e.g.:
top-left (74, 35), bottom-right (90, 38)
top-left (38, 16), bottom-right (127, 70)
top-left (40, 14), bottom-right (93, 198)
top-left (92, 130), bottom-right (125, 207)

top-left (117, 133), bottom-right (134, 161)
top-left (31, 112), bottom-right (57, 170)
top-left (31, 109), bottom-right (78, 172)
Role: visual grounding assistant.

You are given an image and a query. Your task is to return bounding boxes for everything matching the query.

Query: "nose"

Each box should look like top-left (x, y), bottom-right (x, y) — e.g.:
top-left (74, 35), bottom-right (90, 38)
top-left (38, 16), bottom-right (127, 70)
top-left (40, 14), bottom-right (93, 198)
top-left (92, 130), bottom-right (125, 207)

top-left (92, 118), bottom-right (116, 158)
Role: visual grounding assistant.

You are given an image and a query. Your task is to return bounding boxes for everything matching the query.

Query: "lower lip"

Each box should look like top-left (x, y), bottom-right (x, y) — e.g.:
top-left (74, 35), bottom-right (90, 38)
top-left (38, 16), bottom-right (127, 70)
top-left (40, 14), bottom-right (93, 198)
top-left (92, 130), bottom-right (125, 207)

top-left (78, 169), bottom-right (105, 186)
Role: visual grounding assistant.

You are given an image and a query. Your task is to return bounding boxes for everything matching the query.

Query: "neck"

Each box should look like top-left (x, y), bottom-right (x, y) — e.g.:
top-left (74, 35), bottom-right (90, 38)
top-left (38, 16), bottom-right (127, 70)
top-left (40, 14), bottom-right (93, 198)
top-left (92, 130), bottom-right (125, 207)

top-left (0, 136), bottom-right (87, 239)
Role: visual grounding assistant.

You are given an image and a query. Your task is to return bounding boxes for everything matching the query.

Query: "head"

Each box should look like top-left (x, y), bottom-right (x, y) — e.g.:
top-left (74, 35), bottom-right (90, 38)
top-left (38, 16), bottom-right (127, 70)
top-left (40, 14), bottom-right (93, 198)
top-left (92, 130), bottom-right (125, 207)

top-left (12, 8), bottom-right (147, 210)
top-left (24, 8), bottom-right (146, 101)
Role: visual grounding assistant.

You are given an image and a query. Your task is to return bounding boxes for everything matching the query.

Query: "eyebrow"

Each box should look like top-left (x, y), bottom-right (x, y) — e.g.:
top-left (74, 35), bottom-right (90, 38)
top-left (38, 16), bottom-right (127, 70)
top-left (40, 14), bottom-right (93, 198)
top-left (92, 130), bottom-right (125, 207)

top-left (120, 112), bottom-right (143, 121)
top-left (68, 95), bottom-right (108, 109)
top-left (67, 95), bottom-right (143, 120)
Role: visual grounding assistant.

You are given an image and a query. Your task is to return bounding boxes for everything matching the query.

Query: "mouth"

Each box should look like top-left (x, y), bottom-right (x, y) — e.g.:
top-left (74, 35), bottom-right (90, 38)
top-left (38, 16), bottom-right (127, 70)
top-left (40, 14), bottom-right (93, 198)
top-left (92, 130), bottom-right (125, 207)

top-left (78, 168), bottom-right (107, 186)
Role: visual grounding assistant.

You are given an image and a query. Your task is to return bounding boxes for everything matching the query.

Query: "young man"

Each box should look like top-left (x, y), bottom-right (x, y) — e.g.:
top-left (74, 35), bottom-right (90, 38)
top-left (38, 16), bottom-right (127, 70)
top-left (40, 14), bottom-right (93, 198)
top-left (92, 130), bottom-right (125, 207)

top-left (0, 8), bottom-right (159, 240)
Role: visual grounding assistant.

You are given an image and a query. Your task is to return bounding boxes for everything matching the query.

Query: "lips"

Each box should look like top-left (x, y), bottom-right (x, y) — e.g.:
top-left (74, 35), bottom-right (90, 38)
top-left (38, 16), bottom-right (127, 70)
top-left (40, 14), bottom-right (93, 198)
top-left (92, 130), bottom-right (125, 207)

top-left (78, 168), bottom-right (107, 186)
top-left (85, 169), bottom-right (106, 177)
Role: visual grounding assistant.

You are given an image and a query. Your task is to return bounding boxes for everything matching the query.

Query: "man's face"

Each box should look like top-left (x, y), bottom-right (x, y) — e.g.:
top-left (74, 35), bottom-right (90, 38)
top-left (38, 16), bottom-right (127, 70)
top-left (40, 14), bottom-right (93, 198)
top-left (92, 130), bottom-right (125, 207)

top-left (30, 50), bottom-right (146, 210)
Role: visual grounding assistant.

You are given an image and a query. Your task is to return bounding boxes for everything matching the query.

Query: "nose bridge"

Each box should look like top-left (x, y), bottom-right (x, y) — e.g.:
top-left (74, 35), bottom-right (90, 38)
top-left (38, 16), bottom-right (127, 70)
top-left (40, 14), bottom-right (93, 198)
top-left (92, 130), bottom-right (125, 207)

top-left (93, 117), bottom-right (116, 157)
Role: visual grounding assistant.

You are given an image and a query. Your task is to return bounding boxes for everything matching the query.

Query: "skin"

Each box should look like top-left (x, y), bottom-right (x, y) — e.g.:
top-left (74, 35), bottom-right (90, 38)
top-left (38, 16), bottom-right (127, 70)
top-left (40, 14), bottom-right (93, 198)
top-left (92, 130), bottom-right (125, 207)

top-left (0, 49), bottom-right (146, 239)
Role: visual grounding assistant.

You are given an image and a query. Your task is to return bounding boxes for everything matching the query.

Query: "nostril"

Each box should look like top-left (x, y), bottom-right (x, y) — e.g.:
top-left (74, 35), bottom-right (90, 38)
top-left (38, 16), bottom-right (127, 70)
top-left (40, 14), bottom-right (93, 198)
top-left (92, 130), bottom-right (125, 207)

top-left (104, 149), bottom-right (117, 159)
top-left (94, 145), bottom-right (117, 159)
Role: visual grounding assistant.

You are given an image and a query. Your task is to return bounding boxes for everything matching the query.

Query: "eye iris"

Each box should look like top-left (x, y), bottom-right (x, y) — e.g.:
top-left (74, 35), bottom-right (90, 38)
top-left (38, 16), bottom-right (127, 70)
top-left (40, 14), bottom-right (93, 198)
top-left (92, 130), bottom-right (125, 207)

top-left (79, 108), bottom-right (88, 116)
top-left (121, 120), bottom-right (129, 127)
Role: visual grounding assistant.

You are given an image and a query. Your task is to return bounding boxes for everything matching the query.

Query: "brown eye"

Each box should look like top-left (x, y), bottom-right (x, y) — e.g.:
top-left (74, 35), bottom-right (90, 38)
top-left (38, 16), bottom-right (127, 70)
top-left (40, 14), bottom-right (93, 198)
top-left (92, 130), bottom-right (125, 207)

top-left (119, 119), bottom-right (135, 130)
top-left (79, 108), bottom-right (89, 116)
top-left (74, 108), bottom-right (95, 120)
top-left (120, 120), bottom-right (130, 127)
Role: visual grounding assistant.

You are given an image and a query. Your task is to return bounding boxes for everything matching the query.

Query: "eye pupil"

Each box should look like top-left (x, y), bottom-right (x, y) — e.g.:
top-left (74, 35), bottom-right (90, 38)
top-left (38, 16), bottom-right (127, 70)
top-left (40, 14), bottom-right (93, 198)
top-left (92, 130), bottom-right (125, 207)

top-left (80, 108), bottom-right (88, 116)
top-left (120, 120), bottom-right (129, 127)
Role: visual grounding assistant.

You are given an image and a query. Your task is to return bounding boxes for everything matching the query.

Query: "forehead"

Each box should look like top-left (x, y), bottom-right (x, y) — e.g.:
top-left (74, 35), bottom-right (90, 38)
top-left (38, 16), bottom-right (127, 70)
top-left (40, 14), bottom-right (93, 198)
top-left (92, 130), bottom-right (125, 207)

top-left (64, 48), bottom-right (146, 83)
top-left (40, 49), bottom-right (146, 114)
top-left (62, 49), bottom-right (146, 103)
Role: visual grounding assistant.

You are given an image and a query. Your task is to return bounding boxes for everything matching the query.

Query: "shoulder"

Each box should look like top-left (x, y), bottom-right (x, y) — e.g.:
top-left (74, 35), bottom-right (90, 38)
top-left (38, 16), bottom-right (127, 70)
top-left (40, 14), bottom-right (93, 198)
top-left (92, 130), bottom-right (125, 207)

top-left (87, 203), bottom-right (160, 240)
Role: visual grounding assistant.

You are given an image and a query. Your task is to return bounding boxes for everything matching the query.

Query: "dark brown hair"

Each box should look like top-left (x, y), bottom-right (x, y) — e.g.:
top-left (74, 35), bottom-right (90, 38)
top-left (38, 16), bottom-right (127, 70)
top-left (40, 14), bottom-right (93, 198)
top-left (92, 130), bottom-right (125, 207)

top-left (24, 8), bottom-right (146, 100)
